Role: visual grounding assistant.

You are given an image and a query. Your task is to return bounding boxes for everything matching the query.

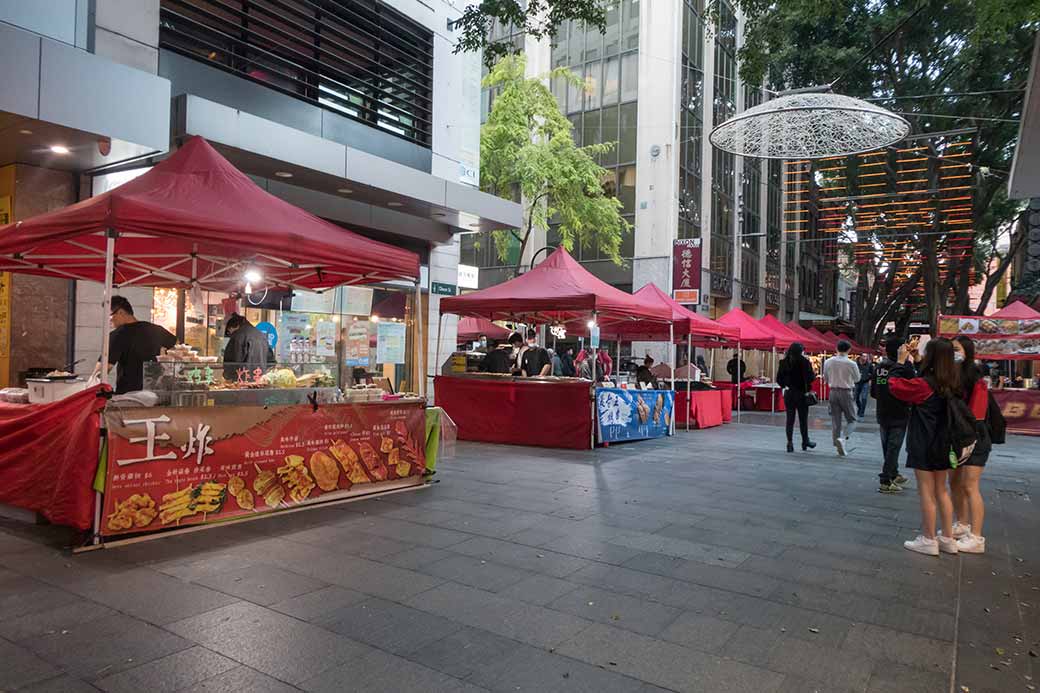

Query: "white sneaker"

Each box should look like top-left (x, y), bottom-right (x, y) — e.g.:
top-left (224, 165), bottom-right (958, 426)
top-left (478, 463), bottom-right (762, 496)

top-left (956, 534), bottom-right (985, 554)
top-left (937, 535), bottom-right (959, 554)
top-left (904, 535), bottom-right (939, 556)
top-left (952, 521), bottom-right (971, 539)
top-left (835, 439), bottom-right (847, 457)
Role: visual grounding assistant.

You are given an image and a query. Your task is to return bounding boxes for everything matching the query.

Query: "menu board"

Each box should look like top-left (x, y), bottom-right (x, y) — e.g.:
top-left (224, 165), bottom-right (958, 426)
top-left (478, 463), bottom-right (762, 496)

top-left (345, 320), bottom-right (370, 367)
top-left (377, 322), bottom-right (407, 364)
top-left (939, 316), bottom-right (1040, 337)
top-left (101, 401), bottom-right (427, 536)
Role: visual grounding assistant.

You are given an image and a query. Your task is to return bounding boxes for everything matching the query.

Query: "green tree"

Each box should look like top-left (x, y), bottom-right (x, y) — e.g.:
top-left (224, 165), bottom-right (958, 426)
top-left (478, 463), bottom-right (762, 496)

top-left (453, 0), bottom-right (607, 67)
top-left (480, 55), bottom-right (630, 272)
top-left (724, 0), bottom-right (1038, 337)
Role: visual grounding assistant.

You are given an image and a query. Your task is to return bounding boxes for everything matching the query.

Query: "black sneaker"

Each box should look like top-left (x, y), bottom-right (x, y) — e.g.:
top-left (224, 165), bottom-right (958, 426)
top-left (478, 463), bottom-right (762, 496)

top-left (787, 442), bottom-right (794, 453)
top-left (802, 441), bottom-right (817, 450)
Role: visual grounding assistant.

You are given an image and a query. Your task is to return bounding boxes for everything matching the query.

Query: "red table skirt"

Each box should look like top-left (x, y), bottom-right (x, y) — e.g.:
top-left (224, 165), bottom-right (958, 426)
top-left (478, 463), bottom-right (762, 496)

top-left (812, 379), bottom-right (829, 401)
top-left (674, 389), bottom-right (727, 429)
top-left (754, 386), bottom-right (785, 412)
top-left (434, 376), bottom-right (592, 449)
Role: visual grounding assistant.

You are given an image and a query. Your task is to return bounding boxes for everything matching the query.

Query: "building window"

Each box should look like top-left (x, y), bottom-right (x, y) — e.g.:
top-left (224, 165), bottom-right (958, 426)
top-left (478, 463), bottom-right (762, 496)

top-left (710, 1), bottom-right (737, 276)
top-left (678, 0), bottom-right (704, 241)
top-left (159, 0), bottom-right (434, 147)
top-left (766, 159), bottom-right (782, 291)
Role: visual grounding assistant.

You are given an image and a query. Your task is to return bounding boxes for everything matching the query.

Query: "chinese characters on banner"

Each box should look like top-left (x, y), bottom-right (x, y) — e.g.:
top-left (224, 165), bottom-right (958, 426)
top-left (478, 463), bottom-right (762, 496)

top-left (102, 402), bottom-right (427, 536)
top-left (672, 239), bottom-right (702, 305)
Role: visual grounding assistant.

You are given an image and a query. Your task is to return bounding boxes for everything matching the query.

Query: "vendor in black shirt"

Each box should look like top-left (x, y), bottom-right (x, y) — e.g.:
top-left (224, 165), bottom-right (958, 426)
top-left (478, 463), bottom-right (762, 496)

top-left (520, 329), bottom-right (552, 377)
top-left (223, 313), bottom-right (274, 379)
top-left (96, 295), bottom-right (176, 394)
top-left (635, 355), bottom-right (660, 389)
top-left (482, 332), bottom-right (523, 374)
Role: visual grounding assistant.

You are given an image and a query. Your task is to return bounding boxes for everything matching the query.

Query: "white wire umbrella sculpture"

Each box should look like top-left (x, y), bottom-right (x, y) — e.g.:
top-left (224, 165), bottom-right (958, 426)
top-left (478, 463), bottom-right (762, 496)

top-left (709, 91), bottom-right (911, 160)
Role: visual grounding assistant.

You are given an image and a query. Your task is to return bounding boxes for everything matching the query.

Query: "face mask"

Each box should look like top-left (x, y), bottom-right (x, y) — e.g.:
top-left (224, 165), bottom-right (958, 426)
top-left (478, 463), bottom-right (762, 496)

top-left (527, 340), bottom-right (537, 348)
top-left (954, 352), bottom-right (965, 363)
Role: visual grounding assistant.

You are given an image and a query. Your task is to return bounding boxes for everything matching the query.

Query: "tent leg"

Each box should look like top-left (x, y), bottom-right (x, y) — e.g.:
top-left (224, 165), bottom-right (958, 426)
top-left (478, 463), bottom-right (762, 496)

top-left (668, 324), bottom-right (674, 435)
top-left (736, 342), bottom-right (742, 424)
top-left (686, 338), bottom-right (692, 432)
top-left (771, 347), bottom-right (776, 414)
top-left (93, 231), bottom-right (116, 546)
top-left (434, 312), bottom-right (444, 389)
top-left (416, 280), bottom-right (425, 398)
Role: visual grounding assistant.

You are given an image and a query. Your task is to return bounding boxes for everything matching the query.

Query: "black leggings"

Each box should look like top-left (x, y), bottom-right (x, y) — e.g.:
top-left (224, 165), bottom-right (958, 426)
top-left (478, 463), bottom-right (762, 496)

top-left (784, 389), bottom-right (810, 445)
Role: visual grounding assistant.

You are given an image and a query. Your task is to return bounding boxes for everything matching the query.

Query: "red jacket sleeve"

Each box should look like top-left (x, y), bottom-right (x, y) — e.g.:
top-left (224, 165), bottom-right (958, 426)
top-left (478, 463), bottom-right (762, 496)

top-left (969, 380), bottom-right (988, 420)
top-left (889, 377), bottom-right (934, 405)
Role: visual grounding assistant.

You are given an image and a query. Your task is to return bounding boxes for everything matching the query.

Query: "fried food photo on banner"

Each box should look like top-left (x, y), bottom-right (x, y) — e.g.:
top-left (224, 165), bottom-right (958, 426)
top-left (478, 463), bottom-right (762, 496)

top-left (107, 494), bottom-right (157, 531)
top-left (278, 454), bottom-right (316, 502)
top-left (309, 450), bottom-right (340, 491)
top-left (159, 481), bottom-right (227, 524)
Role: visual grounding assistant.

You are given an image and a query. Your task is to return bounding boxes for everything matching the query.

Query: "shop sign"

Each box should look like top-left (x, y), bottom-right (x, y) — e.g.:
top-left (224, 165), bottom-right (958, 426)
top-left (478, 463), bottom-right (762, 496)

top-left (101, 402), bottom-right (427, 536)
top-left (710, 272), bottom-right (732, 298)
top-left (740, 284), bottom-right (759, 304)
top-left (457, 264), bottom-right (479, 289)
top-left (376, 321), bottom-right (407, 364)
top-left (256, 321), bottom-right (277, 349)
top-left (672, 239), bottom-right (702, 297)
top-left (596, 388), bottom-right (674, 443)
top-left (431, 282), bottom-right (457, 296)
top-left (345, 320), bottom-right (370, 367)
top-left (674, 289), bottom-right (699, 305)
top-left (765, 290), bottom-right (781, 308)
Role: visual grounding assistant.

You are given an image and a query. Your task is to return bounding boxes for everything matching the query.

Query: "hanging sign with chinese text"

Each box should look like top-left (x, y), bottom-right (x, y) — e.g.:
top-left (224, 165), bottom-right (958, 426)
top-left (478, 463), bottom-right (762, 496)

top-left (101, 401), bottom-right (427, 536)
top-left (672, 239), bottom-right (702, 305)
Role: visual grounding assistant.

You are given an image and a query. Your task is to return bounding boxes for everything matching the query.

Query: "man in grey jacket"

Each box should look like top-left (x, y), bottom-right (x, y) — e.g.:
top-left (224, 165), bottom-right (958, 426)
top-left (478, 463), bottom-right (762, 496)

top-left (823, 340), bottom-right (861, 456)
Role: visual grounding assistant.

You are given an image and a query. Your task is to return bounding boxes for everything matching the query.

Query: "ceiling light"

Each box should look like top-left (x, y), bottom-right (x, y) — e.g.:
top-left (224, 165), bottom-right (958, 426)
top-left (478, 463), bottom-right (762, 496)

top-left (50, 145), bottom-right (70, 155)
top-left (337, 188), bottom-right (353, 194)
top-left (387, 201), bottom-right (403, 207)
top-left (18, 129), bottom-right (32, 135)
top-left (274, 171), bottom-right (293, 178)
top-left (371, 315), bottom-right (380, 322)
top-left (243, 268), bottom-right (263, 284)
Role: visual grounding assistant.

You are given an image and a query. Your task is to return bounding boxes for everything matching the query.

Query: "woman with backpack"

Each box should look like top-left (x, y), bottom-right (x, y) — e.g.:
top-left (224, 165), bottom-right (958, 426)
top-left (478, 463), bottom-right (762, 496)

top-left (888, 338), bottom-right (972, 556)
top-left (948, 336), bottom-right (990, 554)
top-left (776, 342), bottom-right (818, 453)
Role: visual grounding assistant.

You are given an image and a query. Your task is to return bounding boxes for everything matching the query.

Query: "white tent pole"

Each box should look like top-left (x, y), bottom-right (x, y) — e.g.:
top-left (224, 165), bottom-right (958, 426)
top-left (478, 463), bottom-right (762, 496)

top-left (416, 280), bottom-right (425, 398)
top-left (617, 339), bottom-right (621, 386)
top-left (434, 311), bottom-right (444, 390)
top-left (99, 232), bottom-right (116, 386)
top-left (686, 336), bottom-right (692, 432)
top-left (771, 347), bottom-right (776, 414)
top-left (736, 341), bottom-right (742, 423)
top-left (669, 323), bottom-right (675, 435)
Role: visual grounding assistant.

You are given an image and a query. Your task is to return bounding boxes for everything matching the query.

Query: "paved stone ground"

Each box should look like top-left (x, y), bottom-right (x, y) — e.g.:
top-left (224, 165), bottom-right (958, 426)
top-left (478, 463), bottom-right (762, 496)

top-left (1, 407), bottom-right (1038, 693)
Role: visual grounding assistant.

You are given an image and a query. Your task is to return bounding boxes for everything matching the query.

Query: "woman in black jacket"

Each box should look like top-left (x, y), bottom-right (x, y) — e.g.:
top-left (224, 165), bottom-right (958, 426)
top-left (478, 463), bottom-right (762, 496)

top-left (776, 342), bottom-right (817, 453)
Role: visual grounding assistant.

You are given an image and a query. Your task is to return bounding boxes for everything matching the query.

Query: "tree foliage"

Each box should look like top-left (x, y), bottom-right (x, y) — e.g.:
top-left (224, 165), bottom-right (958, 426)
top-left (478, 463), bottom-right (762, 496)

top-left (726, 0), bottom-right (1039, 334)
top-left (453, 0), bottom-right (607, 67)
top-left (480, 55), bottom-right (630, 271)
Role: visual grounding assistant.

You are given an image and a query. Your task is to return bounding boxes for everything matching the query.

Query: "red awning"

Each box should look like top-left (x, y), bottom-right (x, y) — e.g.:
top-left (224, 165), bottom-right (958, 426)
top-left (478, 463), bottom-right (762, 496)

top-left (785, 321), bottom-right (832, 353)
top-left (457, 316), bottom-right (511, 342)
top-left (575, 283), bottom-right (739, 342)
top-left (837, 333), bottom-right (871, 355)
top-left (707, 308), bottom-right (790, 351)
top-left (0, 136), bottom-right (419, 290)
top-left (987, 301), bottom-right (1040, 320)
top-left (759, 315), bottom-right (806, 353)
top-left (438, 247), bottom-right (671, 325)
top-left (807, 327), bottom-right (836, 351)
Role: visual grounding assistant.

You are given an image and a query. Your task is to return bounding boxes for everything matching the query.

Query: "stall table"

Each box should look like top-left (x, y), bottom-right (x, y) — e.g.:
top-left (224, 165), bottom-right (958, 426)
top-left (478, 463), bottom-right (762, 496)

top-left (435, 375), bottom-right (593, 449)
top-left (673, 389), bottom-right (727, 429)
top-left (753, 384), bottom-right (785, 412)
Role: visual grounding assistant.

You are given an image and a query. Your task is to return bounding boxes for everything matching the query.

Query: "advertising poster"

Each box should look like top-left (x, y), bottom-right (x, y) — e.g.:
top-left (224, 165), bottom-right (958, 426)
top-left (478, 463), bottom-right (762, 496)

top-left (315, 320), bottom-right (337, 357)
top-left (992, 390), bottom-right (1040, 437)
top-left (102, 401), bottom-right (427, 536)
top-left (344, 286), bottom-right (374, 316)
top-left (377, 322), bottom-right (406, 364)
top-left (596, 388), bottom-right (674, 443)
top-left (345, 320), bottom-right (370, 367)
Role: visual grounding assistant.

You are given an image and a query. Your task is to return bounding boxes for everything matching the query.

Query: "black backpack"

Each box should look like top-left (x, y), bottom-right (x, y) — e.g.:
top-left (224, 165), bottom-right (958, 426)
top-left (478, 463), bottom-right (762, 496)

top-left (986, 392), bottom-right (1007, 444)
top-left (945, 395), bottom-right (979, 465)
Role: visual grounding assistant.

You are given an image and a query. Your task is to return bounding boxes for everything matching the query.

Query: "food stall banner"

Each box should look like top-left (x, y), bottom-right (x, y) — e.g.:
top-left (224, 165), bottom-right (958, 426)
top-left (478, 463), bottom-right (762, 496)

top-left (101, 401), bottom-right (427, 536)
top-left (991, 390), bottom-right (1040, 436)
top-left (596, 388), bottom-right (674, 443)
top-left (0, 386), bottom-right (107, 530)
top-left (938, 311), bottom-right (1040, 359)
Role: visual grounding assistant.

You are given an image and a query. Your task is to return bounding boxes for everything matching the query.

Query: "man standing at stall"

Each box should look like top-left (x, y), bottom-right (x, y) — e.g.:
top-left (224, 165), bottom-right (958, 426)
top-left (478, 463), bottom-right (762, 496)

top-left (727, 352), bottom-right (747, 384)
top-left (521, 329), bottom-right (552, 377)
top-left (96, 295), bottom-right (176, 394)
top-left (223, 313), bottom-right (273, 379)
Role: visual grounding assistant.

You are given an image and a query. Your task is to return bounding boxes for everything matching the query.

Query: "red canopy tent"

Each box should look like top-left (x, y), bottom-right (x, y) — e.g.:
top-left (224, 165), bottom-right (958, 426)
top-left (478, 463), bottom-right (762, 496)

top-left (705, 308), bottom-right (791, 350)
top-left (0, 136), bottom-right (420, 290)
top-left (785, 321), bottom-right (832, 353)
top-left (807, 327), bottom-right (836, 351)
top-left (985, 301), bottom-right (1040, 320)
top-left (457, 317), bottom-right (511, 343)
top-left (837, 333), bottom-right (870, 356)
top-left (759, 315), bottom-right (807, 354)
top-left (439, 247), bottom-right (671, 327)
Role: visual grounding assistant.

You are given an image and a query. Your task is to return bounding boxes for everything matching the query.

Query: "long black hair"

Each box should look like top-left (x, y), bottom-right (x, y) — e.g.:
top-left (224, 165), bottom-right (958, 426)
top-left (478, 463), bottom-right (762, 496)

top-left (954, 335), bottom-right (981, 398)
top-left (783, 342), bottom-right (806, 362)
top-left (920, 337), bottom-right (961, 398)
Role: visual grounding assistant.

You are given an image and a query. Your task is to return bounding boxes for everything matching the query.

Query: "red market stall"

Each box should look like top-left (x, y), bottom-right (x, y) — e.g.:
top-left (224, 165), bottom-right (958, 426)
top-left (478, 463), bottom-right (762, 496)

top-left (434, 248), bottom-right (672, 449)
top-left (0, 136), bottom-right (436, 545)
top-left (457, 316), bottom-right (511, 344)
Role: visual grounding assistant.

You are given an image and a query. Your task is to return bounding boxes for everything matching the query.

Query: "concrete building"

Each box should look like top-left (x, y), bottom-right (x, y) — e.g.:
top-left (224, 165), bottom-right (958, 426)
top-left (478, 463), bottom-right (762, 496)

top-left (463, 0), bottom-right (838, 354)
top-left (0, 0), bottom-right (520, 392)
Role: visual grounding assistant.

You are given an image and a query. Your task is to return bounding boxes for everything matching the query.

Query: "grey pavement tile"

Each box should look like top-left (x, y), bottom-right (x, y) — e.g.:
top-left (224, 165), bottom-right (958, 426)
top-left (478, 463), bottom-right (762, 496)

top-left (381, 545), bottom-right (454, 570)
top-left (268, 585), bottom-right (368, 623)
top-left (718, 625), bottom-right (785, 663)
top-left (330, 515), bottom-right (472, 548)
top-left (165, 602), bottom-right (369, 685)
top-left (68, 568), bottom-right (240, 625)
top-left (555, 622), bottom-right (785, 693)
top-left (299, 647), bottom-right (484, 693)
top-left (404, 626), bottom-right (519, 680)
top-left (4, 550), bottom-right (133, 590)
top-left (323, 597), bottom-right (464, 653)
top-left (285, 525), bottom-right (417, 560)
top-left (841, 623), bottom-right (951, 673)
top-left (25, 613), bottom-right (192, 682)
top-left (495, 574), bottom-right (580, 606)
top-left (622, 551), bottom-right (781, 598)
top-left (301, 553), bottom-right (446, 602)
top-left (0, 530), bottom-right (42, 555)
top-left (763, 636), bottom-right (875, 691)
top-left (540, 536), bottom-right (648, 566)
top-left (151, 554), bottom-right (259, 582)
top-left (506, 527), bottom-right (569, 547)
top-left (194, 565), bottom-right (328, 606)
top-left (774, 675), bottom-right (859, 693)
top-left (864, 661), bottom-right (949, 693)
top-left (547, 585), bottom-right (681, 637)
top-left (420, 554), bottom-right (534, 591)
top-left (0, 576), bottom-right (82, 621)
top-left (0, 637), bottom-right (63, 690)
top-left (659, 612), bottom-right (742, 653)
top-left (565, 562), bottom-right (724, 610)
top-left (467, 643), bottom-right (649, 693)
top-left (449, 536), bottom-right (591, 578)
top-left (190, 664), bottom-right (301, 693)
top-left (0, 600), bottom-right (115, 642)
top-left (95, 646), bottom-right (239, 693)
top-left (17, 675), bottom-right (104, 692)
top-left (407, 581), bottom-right (593, 649)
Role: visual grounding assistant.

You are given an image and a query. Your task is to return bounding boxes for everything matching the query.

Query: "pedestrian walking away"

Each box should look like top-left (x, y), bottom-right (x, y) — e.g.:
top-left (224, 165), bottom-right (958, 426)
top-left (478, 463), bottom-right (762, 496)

top-left (871, 336), bottom-right (914, 493)
top-left (823, 340), bottom-right (860, 456)
top-left (776, 342), bottom-right (818, 453)
top-left (855, 353), bottom-right (875, 419)
top-left (949, 336), bottom-right (992, 554)
top-left (889, 338), bottom-right (971, 557)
